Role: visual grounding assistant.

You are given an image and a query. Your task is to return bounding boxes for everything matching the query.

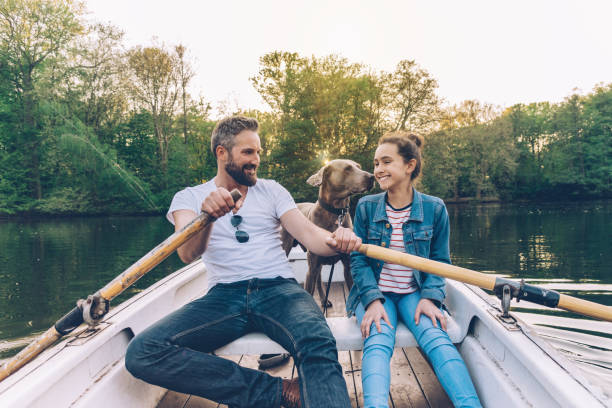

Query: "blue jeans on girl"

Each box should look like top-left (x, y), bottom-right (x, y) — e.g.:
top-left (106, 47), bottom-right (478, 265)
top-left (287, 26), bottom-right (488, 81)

top-left (355, 291), bottom-right (481, 408)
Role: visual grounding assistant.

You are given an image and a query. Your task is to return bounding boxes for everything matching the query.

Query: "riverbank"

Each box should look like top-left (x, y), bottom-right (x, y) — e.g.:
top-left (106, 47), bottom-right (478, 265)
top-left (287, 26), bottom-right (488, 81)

top-left (4, 196), bottom-right (612, 218)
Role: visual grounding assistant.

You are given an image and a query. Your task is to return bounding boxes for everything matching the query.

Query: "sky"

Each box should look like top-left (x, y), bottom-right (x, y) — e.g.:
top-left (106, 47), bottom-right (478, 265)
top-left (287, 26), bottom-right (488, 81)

top-left (87, 0), bottom-right (612, 117)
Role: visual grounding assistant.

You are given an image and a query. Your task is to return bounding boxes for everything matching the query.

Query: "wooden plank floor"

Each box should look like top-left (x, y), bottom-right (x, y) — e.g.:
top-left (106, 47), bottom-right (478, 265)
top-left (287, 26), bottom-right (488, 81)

top-left (157, 282), bottom-right (452, 408)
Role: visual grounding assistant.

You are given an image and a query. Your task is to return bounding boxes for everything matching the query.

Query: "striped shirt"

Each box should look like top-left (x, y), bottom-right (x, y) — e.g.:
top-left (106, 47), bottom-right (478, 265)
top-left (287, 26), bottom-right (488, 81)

top-left (378, 202), bottom-right (417, 294)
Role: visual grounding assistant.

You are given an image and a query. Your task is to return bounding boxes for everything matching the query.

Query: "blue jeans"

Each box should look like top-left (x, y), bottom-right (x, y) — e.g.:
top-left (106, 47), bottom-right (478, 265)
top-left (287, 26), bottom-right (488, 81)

top-left (125, 277), bottom-right (351, 408)
top-left (355, 291), bottom-right (481, 408)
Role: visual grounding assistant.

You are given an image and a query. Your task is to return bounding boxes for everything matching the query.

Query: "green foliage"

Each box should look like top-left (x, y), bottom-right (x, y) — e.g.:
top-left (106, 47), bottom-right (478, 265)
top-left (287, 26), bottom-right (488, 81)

top-left (502, 88), bottom-right (612, 199)
top-left (252, 52), bottom-right (391, 201)
top-left (0, 4), bottom-right (610, 216)
top-left (34, 186), bottom-right (93, 214)
top-left (55, 123), bottom-right (159, 213)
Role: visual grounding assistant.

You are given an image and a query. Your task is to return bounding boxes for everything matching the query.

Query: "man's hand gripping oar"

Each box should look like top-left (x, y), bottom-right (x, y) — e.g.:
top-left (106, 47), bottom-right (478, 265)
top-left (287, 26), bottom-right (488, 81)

top-left (0, 189), bottom-right (243, 382)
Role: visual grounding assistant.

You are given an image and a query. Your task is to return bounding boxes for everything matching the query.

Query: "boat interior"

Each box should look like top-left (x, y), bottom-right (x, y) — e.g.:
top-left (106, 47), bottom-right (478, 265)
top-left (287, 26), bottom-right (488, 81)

top-left (1, 250), bottom-right (610, 408)
top-left (157, 280), bottom-right (453, 408)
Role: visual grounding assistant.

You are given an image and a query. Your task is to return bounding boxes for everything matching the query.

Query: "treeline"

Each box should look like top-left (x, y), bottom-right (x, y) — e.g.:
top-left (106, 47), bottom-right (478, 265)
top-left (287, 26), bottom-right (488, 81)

top-left (0, 1), bottom-right (610, 215)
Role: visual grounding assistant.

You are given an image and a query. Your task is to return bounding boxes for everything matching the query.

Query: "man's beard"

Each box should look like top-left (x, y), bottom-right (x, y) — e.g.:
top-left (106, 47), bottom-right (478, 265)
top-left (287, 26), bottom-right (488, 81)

top-left (225, 157), bottom-right (257, 186)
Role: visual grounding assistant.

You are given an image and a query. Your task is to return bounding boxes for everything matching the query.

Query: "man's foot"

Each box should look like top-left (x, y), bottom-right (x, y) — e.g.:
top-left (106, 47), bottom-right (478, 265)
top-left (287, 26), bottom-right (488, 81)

top-left (281, 377), bottom-right (301, 408)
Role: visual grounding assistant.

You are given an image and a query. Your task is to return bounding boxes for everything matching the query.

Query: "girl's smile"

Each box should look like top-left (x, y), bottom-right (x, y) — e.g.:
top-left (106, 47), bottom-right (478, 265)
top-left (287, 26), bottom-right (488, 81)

top-left (373, 143), bottom-right (416, 192)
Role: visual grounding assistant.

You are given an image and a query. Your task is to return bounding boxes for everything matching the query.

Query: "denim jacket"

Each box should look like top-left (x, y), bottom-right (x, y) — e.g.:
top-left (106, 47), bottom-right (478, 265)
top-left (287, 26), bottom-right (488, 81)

top-left (346, 188), bottom-right (450, 316)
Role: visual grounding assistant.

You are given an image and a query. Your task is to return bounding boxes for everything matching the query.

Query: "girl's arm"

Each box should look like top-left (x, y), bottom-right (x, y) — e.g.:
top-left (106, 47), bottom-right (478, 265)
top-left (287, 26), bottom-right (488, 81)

top-left (414, 201), bottom-right (450, 330)
top-left (350, 200), bottom-right (385, 310)
top-left (420, 201), bottom-right (449, 304)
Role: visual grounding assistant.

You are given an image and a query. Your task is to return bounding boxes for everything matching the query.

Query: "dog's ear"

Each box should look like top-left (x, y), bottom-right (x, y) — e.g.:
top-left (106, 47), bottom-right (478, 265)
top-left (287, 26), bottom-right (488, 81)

top-left (307, 166), bottom-right (325, 186)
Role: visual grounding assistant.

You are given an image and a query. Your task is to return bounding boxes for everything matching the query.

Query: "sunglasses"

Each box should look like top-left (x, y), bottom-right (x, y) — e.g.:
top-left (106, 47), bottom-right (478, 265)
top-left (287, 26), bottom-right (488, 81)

top-left (230, 215), bottom-right (249, 243)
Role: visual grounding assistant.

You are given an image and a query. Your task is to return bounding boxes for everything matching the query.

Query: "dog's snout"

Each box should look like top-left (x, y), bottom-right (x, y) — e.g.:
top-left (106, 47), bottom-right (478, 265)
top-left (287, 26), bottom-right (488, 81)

top-left (367, 173), bottom-right (375, 189)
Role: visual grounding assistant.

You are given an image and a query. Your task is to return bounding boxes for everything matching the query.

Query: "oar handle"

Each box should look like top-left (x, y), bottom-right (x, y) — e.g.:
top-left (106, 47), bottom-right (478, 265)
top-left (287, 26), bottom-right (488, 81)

top-left (358, 244), bottom-right (497, 289)
top-left (0, 189), bottom-right (242, 383)
top-left (358, 244), bottom-right (612, 322)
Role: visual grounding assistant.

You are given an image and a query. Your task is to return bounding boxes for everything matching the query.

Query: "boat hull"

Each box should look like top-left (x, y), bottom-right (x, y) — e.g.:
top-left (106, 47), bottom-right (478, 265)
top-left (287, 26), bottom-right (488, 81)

top-left (0, 249), bottom-right (609, 407)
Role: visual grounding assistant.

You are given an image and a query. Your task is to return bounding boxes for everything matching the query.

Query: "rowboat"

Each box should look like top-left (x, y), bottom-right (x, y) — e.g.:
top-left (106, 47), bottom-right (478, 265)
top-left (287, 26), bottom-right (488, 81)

top-left (0, 248), bottom-right (610, 408)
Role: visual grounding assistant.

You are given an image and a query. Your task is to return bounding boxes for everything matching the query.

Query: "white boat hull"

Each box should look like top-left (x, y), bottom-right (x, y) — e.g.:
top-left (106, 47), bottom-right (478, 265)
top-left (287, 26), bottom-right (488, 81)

top-left (0, 249), bottom-right (609, 407)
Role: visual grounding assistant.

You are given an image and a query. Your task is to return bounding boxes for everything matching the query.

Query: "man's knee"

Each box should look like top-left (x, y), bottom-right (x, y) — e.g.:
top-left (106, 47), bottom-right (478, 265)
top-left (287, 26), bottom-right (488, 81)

top-left (295, 323), bottom-right (340, 363)
top-left (124, 335), bottom-right (146, 378)
top-left (124, 333), bottom-right (168, 379)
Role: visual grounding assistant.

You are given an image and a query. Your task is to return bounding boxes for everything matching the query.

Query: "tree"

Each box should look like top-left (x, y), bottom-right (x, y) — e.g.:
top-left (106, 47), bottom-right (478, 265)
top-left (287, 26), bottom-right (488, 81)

top-left (581, 84), bottom-right (612, 195)
top-left (69, 23), bottom-right (128, 142)
top-left (383, 60), bottom-right (440, 133)
top-left (0, 0), bottom-right (83, 199)
top-left (440, 100), bottom-right (499, 130)
top-left (174, 44), bottom-right (194, 144)
top-left (252, 52), bottom-right (385, 200)
top-left (543, 88), bottom-right (612, 196)
top-left (0, 69), bottom-right (28, 213)
top-left (127, 44), bottom-right (180, 183)
top-left (424, 101), bottom-right (516, 200)
top-left (421, 129), bottom-right (461, 199)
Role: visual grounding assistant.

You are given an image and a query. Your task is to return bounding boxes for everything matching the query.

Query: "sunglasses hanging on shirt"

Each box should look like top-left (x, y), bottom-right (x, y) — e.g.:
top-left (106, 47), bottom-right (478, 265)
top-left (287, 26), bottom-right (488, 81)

top-left (231, 215), bottom-right (249, 243)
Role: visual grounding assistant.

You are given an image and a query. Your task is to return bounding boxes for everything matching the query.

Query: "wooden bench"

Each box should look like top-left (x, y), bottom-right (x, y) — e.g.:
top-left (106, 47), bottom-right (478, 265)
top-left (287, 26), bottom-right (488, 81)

top-left (215, 315), bottom-right (461, 355)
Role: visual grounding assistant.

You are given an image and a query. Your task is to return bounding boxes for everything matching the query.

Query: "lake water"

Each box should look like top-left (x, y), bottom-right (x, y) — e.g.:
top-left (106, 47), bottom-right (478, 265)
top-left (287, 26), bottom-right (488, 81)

top-left (1, 201), bottom-right (611, 389)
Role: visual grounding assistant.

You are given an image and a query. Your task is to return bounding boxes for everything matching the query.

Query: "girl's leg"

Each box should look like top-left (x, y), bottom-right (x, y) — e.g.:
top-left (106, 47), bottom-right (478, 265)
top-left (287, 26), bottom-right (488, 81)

top-left (355, 295), bottom-right (398, 408)
top-left (397, 292), bottom-right (482, 408)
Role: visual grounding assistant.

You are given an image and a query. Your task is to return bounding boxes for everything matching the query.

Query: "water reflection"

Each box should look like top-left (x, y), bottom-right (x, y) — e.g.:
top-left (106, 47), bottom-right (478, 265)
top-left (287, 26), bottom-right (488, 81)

top-left (518, 234), bottom-right (559, 272)
top-left (0, 216), bottom-right (183, 349)
top-left (448, 201), bottom-right (611, 283)
top-left (448, 200), bottom-right (612, 389)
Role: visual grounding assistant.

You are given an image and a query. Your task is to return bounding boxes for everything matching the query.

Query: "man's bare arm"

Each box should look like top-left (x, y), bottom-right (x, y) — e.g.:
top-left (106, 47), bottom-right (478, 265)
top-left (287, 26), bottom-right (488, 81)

top-left (280, 208), bottom-right (361, 256)
top-left (172, 209), bottom-right (214, 264)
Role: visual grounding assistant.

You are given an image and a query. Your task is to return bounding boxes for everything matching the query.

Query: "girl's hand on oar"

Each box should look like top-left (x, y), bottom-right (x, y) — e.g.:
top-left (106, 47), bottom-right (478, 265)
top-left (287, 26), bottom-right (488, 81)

top-left (361, 299), bottom-right (394, 338)
top-left (415, 298), bottom-right (447, 331)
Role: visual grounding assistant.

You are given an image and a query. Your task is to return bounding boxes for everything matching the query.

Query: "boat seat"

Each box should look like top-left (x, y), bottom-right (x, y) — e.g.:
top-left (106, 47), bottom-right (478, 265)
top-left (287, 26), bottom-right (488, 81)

top-left (215, 315), bottom-right (461, 355)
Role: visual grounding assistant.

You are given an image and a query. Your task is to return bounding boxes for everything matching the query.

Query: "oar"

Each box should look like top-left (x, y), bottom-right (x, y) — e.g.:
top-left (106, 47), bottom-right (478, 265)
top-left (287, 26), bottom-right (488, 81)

top-left (358, 244), bottom-right (612, 322)
top-left (0, 189), bottom-right (242, 382)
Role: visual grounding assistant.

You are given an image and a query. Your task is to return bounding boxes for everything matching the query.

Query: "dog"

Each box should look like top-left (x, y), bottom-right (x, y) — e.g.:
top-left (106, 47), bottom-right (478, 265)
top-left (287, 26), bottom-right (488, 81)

top-left (281, 159), bottom-right (374, 307)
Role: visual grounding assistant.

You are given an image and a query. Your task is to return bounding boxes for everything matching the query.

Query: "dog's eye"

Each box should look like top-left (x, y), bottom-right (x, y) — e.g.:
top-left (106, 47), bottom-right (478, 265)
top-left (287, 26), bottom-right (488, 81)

top-left (345, 166), bottom-right (352, 172)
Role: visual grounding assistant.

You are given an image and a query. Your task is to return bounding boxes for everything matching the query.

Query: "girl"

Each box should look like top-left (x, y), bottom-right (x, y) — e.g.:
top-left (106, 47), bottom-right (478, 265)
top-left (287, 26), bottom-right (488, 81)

top-left (346, 132), bottom-right (481, 407)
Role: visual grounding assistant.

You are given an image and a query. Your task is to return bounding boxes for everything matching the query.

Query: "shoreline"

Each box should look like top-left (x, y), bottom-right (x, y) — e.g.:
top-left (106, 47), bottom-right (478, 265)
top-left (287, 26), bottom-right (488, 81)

top-left (1, 197), bottom-right (611, 219)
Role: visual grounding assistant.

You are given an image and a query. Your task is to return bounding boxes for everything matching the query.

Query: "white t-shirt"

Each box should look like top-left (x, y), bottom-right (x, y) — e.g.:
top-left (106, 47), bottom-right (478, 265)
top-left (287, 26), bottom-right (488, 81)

top-left (167, 178), bottom-right (297, 288)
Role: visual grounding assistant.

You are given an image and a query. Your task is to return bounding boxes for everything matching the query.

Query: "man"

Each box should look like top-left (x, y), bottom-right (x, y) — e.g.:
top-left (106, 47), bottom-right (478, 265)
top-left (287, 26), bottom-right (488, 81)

top-left (125, 116), bottom-right (359, 408)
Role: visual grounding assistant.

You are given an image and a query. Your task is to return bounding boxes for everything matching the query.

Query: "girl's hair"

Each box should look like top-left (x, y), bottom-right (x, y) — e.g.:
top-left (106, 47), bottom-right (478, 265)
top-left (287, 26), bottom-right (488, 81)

top-left (378, 131), bottom-right (423, 180)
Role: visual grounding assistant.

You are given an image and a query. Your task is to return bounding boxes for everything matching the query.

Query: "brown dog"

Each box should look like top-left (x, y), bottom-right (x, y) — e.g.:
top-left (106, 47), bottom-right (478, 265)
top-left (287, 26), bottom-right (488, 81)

top-left (281, 159), bottom-right (374, 307)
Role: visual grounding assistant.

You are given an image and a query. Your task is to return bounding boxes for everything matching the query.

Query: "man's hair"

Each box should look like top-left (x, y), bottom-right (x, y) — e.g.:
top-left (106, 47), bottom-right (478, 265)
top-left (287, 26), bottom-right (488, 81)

top-left (378, 131), bottom-right (423, 180)
top-left (211, 116), bottom-right (259, 158)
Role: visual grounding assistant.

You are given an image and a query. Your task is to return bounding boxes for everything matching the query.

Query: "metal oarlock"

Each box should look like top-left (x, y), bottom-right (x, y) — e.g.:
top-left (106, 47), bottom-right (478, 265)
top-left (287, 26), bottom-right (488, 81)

top-left (493, 279), bottom-right (525, 324)
top-left (501, 284), bottom-right (512, 318)
top-left (78, 293), bottom-right (109, 328)
top-left (493, 277), bottom-right (563, 325)
top-left (493, 276), bottom-right (560, 310)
